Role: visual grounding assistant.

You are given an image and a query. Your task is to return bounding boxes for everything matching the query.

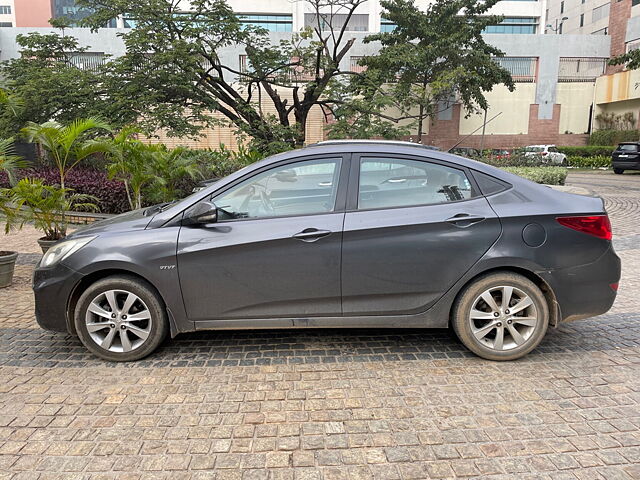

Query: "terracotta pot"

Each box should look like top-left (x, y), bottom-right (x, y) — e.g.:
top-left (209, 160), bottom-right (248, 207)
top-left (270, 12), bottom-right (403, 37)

top-left (37, 238), bottom-right (59, 254)
top-left (0, 251), bottom-right (18, 288)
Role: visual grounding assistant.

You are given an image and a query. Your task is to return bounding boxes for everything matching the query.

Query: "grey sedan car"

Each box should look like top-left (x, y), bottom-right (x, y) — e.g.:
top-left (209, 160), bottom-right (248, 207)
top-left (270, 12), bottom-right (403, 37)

top-left (33, 140), bottom-right (620, 362)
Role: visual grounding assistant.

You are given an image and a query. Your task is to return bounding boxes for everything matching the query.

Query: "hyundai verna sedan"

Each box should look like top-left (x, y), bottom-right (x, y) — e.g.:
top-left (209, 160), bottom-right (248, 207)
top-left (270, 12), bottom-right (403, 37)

top-left (33, 140), bottom-right (621, 362)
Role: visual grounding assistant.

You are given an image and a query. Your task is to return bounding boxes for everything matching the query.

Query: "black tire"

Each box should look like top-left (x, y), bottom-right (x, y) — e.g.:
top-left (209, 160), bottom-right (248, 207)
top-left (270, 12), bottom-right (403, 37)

top-left (74, 275), bottom-right (168, 362)
top-left (613, 168), bottom-right (624, 175)
top-left (452, 272), bottom-right (549, 361)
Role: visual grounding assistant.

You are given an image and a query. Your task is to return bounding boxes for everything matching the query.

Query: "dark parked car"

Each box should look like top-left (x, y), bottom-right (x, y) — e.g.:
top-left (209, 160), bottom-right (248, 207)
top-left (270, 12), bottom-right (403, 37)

top-left (612, 142), bottom-right (640, 174)
top-left (33, 140), bottom-right (620, 362)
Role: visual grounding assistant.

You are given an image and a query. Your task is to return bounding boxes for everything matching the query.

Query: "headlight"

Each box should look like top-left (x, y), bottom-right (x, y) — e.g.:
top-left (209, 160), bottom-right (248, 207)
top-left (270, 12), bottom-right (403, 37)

top-left (40, 236), bottom-right (96, 268)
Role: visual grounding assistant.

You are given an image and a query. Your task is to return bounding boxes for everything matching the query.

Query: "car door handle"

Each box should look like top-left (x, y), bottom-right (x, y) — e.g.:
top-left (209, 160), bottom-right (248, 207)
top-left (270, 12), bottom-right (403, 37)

top-left (292, 228), bottom-right (332, 242)
top-left (445, 214), bottom-right (486, 227)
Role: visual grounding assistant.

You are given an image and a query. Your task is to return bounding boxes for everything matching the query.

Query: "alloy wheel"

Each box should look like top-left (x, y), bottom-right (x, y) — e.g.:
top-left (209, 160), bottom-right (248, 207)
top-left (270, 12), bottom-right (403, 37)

top-left (85, 289), bottom-right (153, 353)
top-left (468, 285), bottom-right (538, 351)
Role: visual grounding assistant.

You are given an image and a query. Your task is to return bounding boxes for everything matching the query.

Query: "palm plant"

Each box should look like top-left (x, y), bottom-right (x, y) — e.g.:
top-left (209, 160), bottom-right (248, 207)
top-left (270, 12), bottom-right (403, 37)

top-left (0, 138), bottom-right (28, 185)
top-left (2, 178), bottom-right (98, 240)
top-left (105, 126), bottom-right (155, 210)
top-left (147, 146), bottom-right (202, 203)
top-left (21, 118), bottom-right (112, 191)
top-left (0, 87), bottom-right (23, 118)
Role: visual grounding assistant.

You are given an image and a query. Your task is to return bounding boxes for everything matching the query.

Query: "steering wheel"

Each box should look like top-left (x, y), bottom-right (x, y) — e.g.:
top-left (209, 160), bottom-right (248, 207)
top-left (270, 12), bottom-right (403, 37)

top-left (258, 189), bottom-right (276, 215)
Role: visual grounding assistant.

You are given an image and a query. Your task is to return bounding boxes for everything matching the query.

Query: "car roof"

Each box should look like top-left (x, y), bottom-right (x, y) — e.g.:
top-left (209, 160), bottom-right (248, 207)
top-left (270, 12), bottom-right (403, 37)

top-left (260, 140), bottom-right (509, 177)
top-left (317, 139), bottom-right (441, 151)
top-left (618, 142), bottom-right (640, 145)
top-left (525, 145), bottom-right (551, 148)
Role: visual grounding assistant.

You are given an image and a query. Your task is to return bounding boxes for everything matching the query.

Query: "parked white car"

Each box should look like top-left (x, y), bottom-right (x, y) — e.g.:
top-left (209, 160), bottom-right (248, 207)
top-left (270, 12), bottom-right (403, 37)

top-left (523, 145), bottom-right (567, 165)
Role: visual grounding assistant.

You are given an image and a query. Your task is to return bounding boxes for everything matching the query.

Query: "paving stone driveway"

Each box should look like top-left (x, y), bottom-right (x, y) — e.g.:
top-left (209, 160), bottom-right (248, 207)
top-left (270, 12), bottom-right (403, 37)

top-left (0, 171), bottom-right (639, 480)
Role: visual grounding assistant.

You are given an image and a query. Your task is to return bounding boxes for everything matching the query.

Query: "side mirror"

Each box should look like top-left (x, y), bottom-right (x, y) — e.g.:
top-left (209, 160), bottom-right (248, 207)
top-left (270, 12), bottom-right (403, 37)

top-left (186, 201), bottom-right (218, 225)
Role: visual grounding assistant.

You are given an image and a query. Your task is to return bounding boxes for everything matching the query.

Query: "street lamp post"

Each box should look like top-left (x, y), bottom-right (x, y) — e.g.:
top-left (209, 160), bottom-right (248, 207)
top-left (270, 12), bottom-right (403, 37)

top-left (546, 16), bottom-right (568, 34)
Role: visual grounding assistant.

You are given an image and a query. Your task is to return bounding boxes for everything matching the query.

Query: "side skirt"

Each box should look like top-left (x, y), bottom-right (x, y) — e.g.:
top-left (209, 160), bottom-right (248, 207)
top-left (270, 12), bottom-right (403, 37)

top-left (193, 315), bottom-right (447, 331)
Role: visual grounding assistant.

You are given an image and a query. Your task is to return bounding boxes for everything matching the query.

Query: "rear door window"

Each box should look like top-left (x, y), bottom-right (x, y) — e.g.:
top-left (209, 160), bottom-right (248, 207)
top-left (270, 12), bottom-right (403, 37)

top-left (358, 157), bottom-right (475, 210)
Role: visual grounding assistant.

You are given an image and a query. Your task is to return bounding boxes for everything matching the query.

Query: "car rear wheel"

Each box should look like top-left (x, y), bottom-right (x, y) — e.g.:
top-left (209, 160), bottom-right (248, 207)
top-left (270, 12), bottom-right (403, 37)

top-left (613, 168), bottom-right (624, 175)
top-left (452, 272), bottom-right (549, 361)
top-left (74, 275), bottom-right (168, 362)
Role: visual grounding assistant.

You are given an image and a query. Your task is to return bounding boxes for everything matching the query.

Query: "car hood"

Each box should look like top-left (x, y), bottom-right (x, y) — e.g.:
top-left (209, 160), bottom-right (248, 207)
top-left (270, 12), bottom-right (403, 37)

top-left (66, 208), bottom-right (154, 239)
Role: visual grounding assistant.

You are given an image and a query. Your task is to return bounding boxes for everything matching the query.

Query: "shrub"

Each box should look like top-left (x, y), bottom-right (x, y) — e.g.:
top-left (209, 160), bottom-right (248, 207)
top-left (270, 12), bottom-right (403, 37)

top-left (566, 155), bottom-right (610, 169)
top-left (502, 167), bottom-right (568, 185)
top-left (479, 154), bottom-right (548, 168)
top-left (0, 167), bottom-right (129, 214)
top-left (589, 129), bottom-right (640, 146)
top-left (558, 146), bottom-right (614, 157)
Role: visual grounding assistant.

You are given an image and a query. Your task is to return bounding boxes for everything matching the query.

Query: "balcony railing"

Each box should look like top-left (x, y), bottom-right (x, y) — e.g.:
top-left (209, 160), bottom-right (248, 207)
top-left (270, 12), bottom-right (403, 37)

top-left (558, 57), bottom-right (606, 82)
top-left (349, 56), bottom-right (367, 73)
top-left (67, 52), bottom-right (106, 72)
top-left (493, 57), bottom-right (538, 83)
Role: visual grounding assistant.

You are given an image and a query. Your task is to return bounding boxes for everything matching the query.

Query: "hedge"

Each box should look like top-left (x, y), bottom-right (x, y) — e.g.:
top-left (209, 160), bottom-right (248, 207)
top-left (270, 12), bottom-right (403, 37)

top-left (566, 155), bottom-right (611, 169)
top-left (589, 130), bottom-right (640, 146)
top-left (558, 146), bottom-right (614, 157)
top-left (502, 167), bottom-right (568, 185)
top-left (0, 167), bottom-right (129, 214)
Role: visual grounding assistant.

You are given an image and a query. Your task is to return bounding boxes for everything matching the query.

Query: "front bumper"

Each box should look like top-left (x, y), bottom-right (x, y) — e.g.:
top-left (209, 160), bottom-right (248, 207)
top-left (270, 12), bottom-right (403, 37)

top-left (539, 245), bottom-right (621, 323)
top-left (33, 262), bottom-right (83, 333)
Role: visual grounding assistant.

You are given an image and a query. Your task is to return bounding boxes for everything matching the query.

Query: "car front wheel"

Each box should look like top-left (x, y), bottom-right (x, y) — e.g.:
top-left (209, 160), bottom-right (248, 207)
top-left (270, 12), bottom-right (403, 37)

top-left (452, 272), bottom-right (549, 361)
top-left (74, 275), bottom-right (168, 361)
top-left (613, 168), bottom-right (624, 175)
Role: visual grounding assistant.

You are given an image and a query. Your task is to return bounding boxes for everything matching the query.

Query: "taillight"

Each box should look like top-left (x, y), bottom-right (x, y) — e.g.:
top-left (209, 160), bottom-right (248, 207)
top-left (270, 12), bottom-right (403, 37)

top-left (556, 215), bottom-right (612, 240)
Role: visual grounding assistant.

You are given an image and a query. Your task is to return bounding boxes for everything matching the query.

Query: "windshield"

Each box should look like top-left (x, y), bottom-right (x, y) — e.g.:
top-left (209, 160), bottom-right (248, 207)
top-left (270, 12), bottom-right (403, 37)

top-left (525, 147), bottom-right (544, 152)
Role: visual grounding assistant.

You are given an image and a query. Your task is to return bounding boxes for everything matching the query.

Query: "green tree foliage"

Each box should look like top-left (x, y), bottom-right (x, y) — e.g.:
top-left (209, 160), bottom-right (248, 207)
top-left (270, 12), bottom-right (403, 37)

top-left (0, 33), bottom-right (122, 136)
top-left (609, 50), bottom-right (640, 71)
top-left (78, 0), bottom-right (376, 150)
top-left (331, 0), bottom-right (514, 139)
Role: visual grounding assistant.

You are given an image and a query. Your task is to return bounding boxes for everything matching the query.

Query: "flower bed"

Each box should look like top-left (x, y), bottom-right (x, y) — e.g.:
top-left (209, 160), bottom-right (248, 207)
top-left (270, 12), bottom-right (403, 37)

top-left (0, 168), bottom-right (129, 214)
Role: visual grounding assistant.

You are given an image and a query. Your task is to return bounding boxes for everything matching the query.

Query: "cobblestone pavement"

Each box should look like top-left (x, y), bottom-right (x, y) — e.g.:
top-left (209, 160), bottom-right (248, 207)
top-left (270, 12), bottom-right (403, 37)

top-left (0, 171), bottom-right (638, 480)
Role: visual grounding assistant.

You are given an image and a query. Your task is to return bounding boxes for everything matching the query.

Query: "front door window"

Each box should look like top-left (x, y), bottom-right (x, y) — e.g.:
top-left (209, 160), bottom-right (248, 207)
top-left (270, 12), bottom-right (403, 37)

top-left (212, 158), bottom-right (342, 220)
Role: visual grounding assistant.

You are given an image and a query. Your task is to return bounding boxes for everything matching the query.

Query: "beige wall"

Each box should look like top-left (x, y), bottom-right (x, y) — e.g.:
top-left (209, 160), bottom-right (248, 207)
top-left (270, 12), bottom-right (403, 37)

top-left (459, 84), bottom-right (536, 135)
top-left (595, 69), bottom-right (640, 104)
top-left (146, 86), bottom-right (327, 149)
top-left (556, 83), bottom-right (594, 134)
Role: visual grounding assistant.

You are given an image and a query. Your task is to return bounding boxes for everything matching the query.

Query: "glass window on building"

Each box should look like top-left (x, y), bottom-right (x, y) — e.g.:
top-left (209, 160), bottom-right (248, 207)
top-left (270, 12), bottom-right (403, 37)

top-left (592, 27), bottom-right (608, 35)
top-left (304, 13), bottom-right (369, 32)
top-left (633, 0), bottom-right (640, 6)
top-left (592, 3), bottom-right (610, 23)
top-left (0, 21), bottom-right (12, 27)
top-left (580, 13), bottom-right (584, 27)
top-left (0, 5), bottom-right (11, 14)
top-left (380, 18), bottom-right (395, 32)
top-left (483, 17), bottom-right (538, 34)
top-left (560, 1), bottom-right (564, 14)
top-left (53, 0), bottom-right (94, 26)
top-left (239, 14), bottom-right (292, 32)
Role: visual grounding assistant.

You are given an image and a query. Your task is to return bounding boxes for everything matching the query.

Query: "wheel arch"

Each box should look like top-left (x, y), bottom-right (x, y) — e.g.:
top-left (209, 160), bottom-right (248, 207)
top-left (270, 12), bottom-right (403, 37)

top-left (448, 266), bottom-right (560, 328)
top-left (66, 268), bottom-right (178, 337)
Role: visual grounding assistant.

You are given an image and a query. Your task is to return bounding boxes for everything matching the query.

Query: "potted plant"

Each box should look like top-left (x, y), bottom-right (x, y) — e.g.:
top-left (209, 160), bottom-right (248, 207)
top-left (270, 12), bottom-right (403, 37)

top-left (0, 137), bottom-right (27, 287)
top-left (2, 178), bottom-right (98, 253)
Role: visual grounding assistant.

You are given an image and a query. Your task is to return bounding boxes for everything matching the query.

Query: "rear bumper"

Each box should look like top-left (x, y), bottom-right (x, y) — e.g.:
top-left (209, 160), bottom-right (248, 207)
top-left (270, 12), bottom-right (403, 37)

top-left (612, 160), bottom-right (640, 170)
top-left (539, 245), bottom-right (621, 323)
top-left (33, 262), bottom-right (83, 333)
